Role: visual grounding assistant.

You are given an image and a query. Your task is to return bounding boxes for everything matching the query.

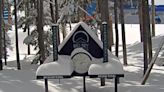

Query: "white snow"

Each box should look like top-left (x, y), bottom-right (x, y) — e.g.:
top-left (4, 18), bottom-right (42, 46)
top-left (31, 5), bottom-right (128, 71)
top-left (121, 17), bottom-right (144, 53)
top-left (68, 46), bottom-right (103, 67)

top-left (149, 0), bottom-right (164, 5)
top-left (36, 55), bottom-right (73, 76)
top-left (88, 52), bottom-right (124, 75)
top-left (1, 24), bottom-right (164, 92)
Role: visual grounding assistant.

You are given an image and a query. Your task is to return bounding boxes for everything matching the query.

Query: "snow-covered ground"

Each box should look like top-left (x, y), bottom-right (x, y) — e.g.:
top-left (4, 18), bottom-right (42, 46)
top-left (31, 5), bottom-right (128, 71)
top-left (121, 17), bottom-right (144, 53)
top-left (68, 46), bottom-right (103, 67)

top-left (0, 24), bottom-right (164, 92)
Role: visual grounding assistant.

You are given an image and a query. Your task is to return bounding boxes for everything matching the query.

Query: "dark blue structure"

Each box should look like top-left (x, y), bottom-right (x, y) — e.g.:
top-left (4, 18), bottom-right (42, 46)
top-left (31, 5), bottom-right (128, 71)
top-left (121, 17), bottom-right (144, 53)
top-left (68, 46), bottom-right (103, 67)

top-left (86, 1), bottom-right (96, 16)
top-left (155, 15), bottom-right (161, 24)
top-left (155, 5), bottom-right (164, 12)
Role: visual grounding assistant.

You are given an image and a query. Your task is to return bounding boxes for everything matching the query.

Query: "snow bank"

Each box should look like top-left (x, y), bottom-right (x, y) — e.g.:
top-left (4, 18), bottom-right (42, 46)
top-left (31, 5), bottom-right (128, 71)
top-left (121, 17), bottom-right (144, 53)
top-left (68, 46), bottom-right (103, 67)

top-left (36, 55), bottom-right (73, 76)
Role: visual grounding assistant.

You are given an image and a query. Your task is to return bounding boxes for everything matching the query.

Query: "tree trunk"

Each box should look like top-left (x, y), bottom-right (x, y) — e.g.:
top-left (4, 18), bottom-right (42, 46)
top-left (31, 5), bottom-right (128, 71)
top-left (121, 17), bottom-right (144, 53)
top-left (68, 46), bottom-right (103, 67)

top-left (0, 0), bottom-right (3, 70)
top-left (14, 0), bottom-right (21, 69)
top-left (119, 0), bottom-right (127, 65)
top-left (26, 1), bottom-right (30, 55)
top-left (37, 0), bottom-right (45, 64)
top-left (61, 23), bottom-right (67, 39)
top-left (146, 0), bottom-right (152, 63)
top-left (109, 13), bottom-right (114, 50)
top-left (142, 0), bottom-right (149, 74)
top-left (114, 0), bottom-right (119, 57)
top-left (141, 0), bottom-right (153, 64)
top-left (50, 0), bottom-right (55, 23)
top-left (151, 0), bottom-right (155, 37)
top-left (138, 0), bottom-right (143, 42)
top-left (3, 27), bottom-right (7, 65)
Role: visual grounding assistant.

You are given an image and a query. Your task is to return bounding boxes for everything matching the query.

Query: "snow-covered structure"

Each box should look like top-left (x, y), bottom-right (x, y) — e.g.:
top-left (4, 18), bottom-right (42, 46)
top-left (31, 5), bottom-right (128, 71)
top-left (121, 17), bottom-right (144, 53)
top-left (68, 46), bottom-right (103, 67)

top-left (36, 22), bottom-right (124, 92)
top-left (36, 22), bottom-right (124, 76)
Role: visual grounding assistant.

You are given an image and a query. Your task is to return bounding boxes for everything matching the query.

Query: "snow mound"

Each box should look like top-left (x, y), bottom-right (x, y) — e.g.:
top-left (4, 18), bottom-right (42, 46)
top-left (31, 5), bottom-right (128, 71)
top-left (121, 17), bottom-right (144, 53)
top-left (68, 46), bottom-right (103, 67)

top-left (36, 55), bottom-right (73, 76)
top-left (88, 53), bottom-right (124, 75)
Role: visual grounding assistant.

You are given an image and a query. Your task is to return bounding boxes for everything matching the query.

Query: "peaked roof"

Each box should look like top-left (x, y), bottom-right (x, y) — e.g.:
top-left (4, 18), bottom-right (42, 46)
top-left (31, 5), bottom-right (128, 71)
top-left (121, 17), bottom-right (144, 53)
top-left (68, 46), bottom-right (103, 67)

top-left (58, 22), bottom-right (103, 50)
top-left (58, 22), bottom-right (104, 58)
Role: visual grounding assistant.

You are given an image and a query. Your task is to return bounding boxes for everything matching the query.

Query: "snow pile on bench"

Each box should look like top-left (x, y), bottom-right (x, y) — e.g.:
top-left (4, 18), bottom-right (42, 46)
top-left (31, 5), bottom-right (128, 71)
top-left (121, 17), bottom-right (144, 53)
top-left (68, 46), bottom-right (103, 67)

top-left (88, 51), bottom-right (124, 75)
top-left (36, 55), bottom-right (73, 76)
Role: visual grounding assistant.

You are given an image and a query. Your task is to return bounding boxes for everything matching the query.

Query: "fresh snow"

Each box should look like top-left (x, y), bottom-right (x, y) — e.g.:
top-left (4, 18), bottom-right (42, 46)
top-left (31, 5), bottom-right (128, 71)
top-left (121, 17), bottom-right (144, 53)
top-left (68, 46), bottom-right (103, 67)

top-left (0, 24), bottom-right (164, 92)
top-left (36, 55), bottom-right (73, 76)
top-left (88, 51), bottom-right (124, 75)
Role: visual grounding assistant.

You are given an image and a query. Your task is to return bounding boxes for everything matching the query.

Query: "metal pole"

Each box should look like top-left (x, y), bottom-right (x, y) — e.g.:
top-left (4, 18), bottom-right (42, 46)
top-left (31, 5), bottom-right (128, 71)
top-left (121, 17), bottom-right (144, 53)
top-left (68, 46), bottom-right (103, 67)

top-left (45, 79), bottom-right (49, 92)
top-left (52, 24), bottom-right (58, 61)
top-left (83, 76), bottom-right (86, 92)
top-left (114, 76), bottom-right (118, 92)
top-left (55, 0), bottom-right (60, 45)
top-left (102, 22), bottom-right (108, 63)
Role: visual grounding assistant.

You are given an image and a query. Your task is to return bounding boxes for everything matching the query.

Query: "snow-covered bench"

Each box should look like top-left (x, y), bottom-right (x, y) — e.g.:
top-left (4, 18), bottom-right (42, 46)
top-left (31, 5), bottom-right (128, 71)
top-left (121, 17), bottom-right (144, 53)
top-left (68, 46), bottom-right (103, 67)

top-left (36, 51), bottom-right (124, 92)
top-left (36, 55), bottom-right (74, 79)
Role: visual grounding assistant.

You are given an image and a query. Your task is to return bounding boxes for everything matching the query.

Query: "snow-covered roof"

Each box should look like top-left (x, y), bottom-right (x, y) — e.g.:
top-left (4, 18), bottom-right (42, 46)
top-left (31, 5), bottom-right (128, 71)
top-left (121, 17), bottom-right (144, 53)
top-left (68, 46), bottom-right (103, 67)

top-left (58, 22), bottom-right (103, 52)
top-left (36, 55), bottom-right (73, 76)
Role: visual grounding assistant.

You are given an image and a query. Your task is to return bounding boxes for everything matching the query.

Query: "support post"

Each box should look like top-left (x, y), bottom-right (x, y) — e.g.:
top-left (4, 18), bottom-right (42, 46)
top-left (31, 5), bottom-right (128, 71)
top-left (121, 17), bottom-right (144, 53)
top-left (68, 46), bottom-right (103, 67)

top-left (114, 76), bottom-right (118, 92)
top-left (45, 79), bottom-right (48, 92)
top-left (102, 22), bottom-right (108, 63)
top-left (100, 22), bottom-right (108, 86)
top-left (83, 76), bottom-right (86, 92)
top-left (52, 24), bottom-right (58, 61)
